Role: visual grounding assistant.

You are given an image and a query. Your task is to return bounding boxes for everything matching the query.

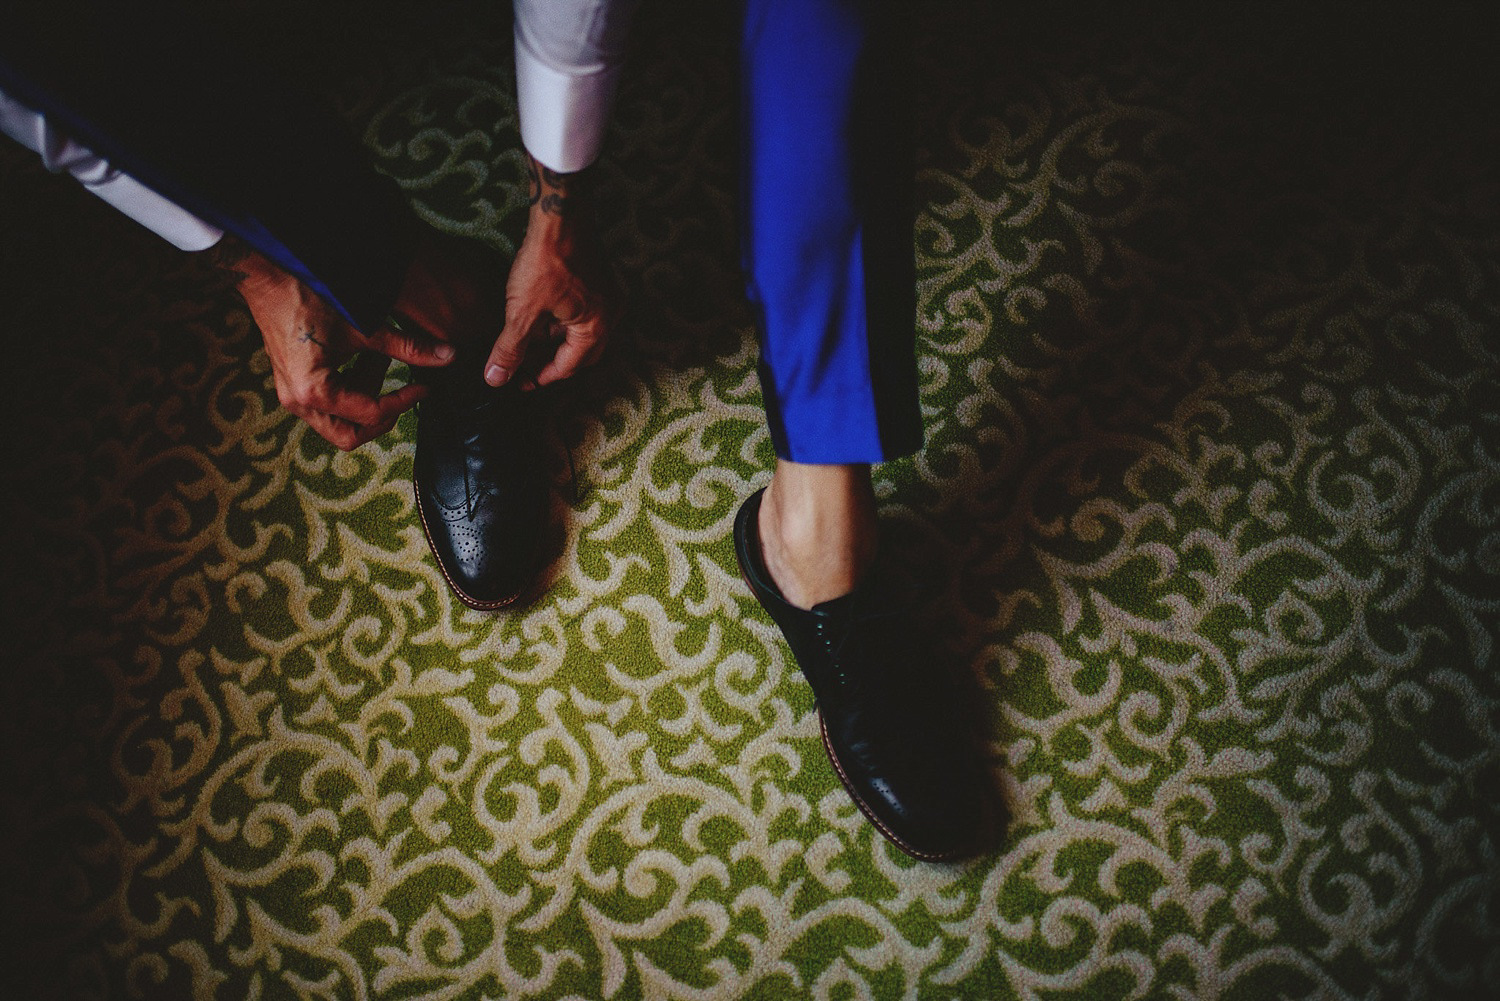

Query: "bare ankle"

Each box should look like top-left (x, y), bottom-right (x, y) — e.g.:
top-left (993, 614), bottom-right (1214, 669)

top-left (757, 461), bottom-right (878, 610)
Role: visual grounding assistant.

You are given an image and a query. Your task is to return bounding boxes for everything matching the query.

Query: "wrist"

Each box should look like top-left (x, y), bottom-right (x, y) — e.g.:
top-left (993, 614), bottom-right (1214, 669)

top-left (525, 151), bottom-right (592, 225)
top-left (525, 203), bottom-right (583, 241)
top-left (207, 234), bottom-right (285, 290)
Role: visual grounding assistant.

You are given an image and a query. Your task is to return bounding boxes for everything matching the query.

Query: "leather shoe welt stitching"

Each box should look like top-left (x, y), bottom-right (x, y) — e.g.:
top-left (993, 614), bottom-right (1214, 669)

top-left (818, 713), bottom-right (961, 862)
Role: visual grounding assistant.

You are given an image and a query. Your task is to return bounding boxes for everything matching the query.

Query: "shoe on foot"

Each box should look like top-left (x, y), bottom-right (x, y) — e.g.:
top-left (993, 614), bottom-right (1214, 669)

top-left (414, 353), bottom-right (548, 610)
top-left (734, 488), bottom-right (989, 861)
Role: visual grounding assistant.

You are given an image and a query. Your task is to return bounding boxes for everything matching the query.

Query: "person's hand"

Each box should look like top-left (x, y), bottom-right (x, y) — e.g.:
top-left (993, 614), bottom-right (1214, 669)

top-left (484, 154), bottom-right (618, 389)
top-left (217, 237), bottom-right (457, 450)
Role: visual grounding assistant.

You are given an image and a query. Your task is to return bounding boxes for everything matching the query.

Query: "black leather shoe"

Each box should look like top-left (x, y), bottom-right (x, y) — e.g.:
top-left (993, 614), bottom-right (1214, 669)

top-left (735, 488), bottom-right (988, 861)
top-left (414, 354), bottom-right (548, 610)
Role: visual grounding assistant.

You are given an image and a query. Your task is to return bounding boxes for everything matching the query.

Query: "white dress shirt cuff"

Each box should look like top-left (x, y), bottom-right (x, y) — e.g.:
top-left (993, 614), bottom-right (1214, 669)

top-left (1, 89), bottom-right (223, 252)
top-left (513, 26), bottom-right (621, 174)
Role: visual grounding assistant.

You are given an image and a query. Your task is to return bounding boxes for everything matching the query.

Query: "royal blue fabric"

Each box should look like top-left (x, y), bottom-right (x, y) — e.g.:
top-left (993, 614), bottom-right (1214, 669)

top-left (740, 0), bottom-right (920, 463)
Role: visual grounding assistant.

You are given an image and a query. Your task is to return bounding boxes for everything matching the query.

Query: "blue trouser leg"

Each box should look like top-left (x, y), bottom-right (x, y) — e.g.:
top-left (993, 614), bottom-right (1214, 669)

top-left (740, 0), bottom-right (921, 463)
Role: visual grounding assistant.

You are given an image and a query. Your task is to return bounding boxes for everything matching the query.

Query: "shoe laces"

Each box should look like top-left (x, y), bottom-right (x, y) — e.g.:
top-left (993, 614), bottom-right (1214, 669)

top-left (522, 372), bottom-right (591, 504)
top-left (425, 385), bottom-right (516, 521)
top-left (442, 377), bottom-right (587, 519)
top-left (394, 310), bottom-right (582, 517)
top-left (518, 374), bottom-right (586, 508)
top-left (560, 430), bottom-right (583, 506)
top-left (816, 578), bottom-right (939, 691)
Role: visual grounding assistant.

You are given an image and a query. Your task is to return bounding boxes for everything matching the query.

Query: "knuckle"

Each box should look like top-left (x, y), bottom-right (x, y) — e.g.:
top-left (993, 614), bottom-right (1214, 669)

top-left (491, 344), bottom-right (523, 366)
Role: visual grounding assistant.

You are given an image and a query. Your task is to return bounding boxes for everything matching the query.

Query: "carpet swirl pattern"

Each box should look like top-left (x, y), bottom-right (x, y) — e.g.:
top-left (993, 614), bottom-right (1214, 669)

top-left (1, 4), bottom-right (1496, 999)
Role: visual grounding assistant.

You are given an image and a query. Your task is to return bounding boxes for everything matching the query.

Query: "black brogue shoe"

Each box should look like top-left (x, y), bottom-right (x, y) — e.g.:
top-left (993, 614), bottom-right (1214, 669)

top-left (414, 355), bottom-right (548, 610)
top-left (734, 488), bottom-right (989, 861)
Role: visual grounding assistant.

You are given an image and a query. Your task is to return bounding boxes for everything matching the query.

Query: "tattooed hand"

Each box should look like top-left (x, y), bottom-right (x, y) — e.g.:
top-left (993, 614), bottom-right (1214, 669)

top-left (484, 152), bottom-right (618, 388)
top-left (214, 235), bottom-right (456, 450)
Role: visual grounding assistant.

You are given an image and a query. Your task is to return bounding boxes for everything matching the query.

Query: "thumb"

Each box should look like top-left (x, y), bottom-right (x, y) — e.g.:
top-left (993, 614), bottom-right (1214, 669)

top-left (486, 303), bottom-right (538, 387)
top-left (359, 315), bottom-right (456, 368)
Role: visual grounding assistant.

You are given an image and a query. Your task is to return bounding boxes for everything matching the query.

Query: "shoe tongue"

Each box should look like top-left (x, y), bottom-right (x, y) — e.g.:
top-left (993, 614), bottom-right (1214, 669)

top-left (807, 589), bottom-right (869, 649)
top-left (811, 580), bottom-right (913, 660)
top-left (811, 571), bottom-right (895, 617)
top-left (426, 361), bottom-right (525, 418)
top-left (413, 338), bottom-right (494, 388)
top-left (810, 590), bottom-right (857, 617)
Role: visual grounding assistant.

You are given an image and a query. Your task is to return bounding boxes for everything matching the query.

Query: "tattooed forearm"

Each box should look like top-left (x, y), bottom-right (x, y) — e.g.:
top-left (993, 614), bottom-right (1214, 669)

top-left (526, 153), bottom-right (584, 218)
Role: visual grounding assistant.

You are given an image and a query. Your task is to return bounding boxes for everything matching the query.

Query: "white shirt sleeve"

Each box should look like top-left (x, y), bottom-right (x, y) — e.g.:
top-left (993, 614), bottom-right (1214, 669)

top-left (513, 0), bottom-right (639, 174)
top-left (0, 87), bottom-right (223, 252)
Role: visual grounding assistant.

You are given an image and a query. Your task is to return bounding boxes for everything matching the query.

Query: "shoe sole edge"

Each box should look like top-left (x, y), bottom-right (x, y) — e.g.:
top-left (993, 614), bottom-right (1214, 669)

top-left (414, 480), bottom-right (527, 611)
top-left (734, 489), bottom-right (970, 863)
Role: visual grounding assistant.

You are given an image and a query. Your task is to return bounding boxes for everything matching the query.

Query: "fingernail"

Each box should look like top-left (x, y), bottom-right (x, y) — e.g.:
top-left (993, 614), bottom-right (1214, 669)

top-left (435, 345), bottom-right (455, 361)
top-left (486, 364), bottom-right (509, 386)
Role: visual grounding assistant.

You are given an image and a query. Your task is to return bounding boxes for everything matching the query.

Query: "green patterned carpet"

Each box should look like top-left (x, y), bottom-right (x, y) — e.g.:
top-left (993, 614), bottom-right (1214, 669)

top-left (2, 4), bottom-right (1498, 999)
